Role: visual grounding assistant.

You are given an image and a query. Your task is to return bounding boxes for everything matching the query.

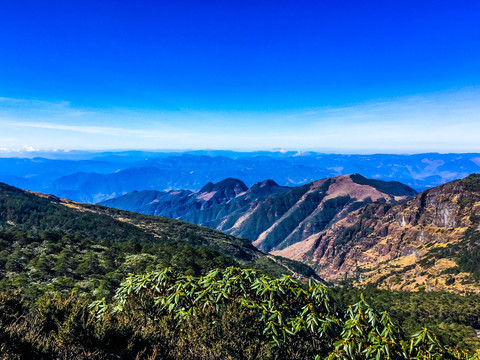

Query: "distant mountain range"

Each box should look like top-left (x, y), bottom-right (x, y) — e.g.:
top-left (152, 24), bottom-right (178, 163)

top-left (0, 151), bottom-right (479, 203)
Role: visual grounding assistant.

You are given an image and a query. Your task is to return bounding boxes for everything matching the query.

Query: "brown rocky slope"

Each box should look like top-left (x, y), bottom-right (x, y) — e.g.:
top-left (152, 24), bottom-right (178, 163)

top-left (272, 174), bottom-right (480, 293)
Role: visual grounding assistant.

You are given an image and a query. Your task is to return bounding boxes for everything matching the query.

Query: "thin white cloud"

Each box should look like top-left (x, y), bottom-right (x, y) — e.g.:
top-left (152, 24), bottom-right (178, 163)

top-left (10, 121), bottom-right (151, 136)
top-left (22, 145), bottom-right (38, 152)
top-left (1, 88), bottom-right (480, 152)
top-left (6, 121), bottom-right (204, 140)
top-left (0, 97), bottom-right (72, 110)
top-left (0, 137), bottom-right (15, 143)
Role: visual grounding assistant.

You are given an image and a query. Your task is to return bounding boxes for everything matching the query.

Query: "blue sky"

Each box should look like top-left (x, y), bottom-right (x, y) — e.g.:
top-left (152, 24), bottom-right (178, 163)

top-left (0, 1), bottom-right (479, 152)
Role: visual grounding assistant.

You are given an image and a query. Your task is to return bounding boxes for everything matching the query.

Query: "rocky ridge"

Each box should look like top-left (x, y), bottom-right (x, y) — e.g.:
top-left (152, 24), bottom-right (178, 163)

top-left (273, 174), bottom-right (480, 293)
top-left (101, 174), bottom-right (416, 253)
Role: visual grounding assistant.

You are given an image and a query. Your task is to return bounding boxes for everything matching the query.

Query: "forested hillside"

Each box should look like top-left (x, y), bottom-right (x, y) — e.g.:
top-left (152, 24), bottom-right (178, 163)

top-left (0, 182), bottom-right (315, 301)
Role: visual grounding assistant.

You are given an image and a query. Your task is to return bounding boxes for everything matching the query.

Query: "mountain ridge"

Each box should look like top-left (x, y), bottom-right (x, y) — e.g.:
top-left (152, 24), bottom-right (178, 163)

top-left (101, 174), bottom-right (417, 253)
top-left (273, 173), bottom-right (480, 293)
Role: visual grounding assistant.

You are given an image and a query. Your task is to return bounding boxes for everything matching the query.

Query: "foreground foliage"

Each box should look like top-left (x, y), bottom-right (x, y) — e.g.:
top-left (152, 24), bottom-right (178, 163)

top-left (1, 267), bottom-right (480, 359)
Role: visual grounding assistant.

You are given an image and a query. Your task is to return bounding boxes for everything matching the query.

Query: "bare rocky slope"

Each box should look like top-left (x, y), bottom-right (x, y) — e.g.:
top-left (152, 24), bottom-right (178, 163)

top-left (272, 174), bottom-right (480, 293)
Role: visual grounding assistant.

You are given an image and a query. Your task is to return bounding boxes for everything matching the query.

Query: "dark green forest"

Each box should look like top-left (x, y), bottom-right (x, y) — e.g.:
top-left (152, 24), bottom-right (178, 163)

top-left (1, 268), bottom-right (480, 359)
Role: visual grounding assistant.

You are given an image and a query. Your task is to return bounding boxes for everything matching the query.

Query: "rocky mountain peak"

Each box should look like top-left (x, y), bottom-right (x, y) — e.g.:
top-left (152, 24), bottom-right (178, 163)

top-left (245, 179), bottom-right (289, 197)
top-left (199, 178), bottom-right (247, 193)
top-left (349, 173), bottom-right (418, 197)
top-left (196, 178), bottom-right (248, 204)
top-left (258, 179), bottom-right (280, 188)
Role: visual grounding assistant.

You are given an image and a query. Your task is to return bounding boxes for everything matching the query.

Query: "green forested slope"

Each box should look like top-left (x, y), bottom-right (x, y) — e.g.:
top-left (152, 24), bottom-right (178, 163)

top-left (0, 182), bottom-right (316, 301)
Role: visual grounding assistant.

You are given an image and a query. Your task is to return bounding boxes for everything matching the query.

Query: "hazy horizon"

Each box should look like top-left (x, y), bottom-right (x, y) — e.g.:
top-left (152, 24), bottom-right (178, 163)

top-left (2, 147), bottom-right (480, 158)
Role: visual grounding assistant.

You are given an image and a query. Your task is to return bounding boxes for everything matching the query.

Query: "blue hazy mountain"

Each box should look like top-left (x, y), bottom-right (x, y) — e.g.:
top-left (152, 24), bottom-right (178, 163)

top-left (0, 151), bottom-right (478, 203)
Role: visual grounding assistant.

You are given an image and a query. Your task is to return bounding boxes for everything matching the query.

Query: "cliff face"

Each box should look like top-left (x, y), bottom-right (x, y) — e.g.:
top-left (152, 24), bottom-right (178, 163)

top-left (272, 174), bottom-right (480, 293)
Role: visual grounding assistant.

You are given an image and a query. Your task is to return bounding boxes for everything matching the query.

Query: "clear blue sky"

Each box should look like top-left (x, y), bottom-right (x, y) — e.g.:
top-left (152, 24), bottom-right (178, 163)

top-left (1, 0), bottom-right (479, 152)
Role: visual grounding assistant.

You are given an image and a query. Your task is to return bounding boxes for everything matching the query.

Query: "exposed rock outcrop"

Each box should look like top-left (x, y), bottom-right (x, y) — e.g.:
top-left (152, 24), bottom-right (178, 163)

top-left (273, 174), bottom-right (480, 293)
